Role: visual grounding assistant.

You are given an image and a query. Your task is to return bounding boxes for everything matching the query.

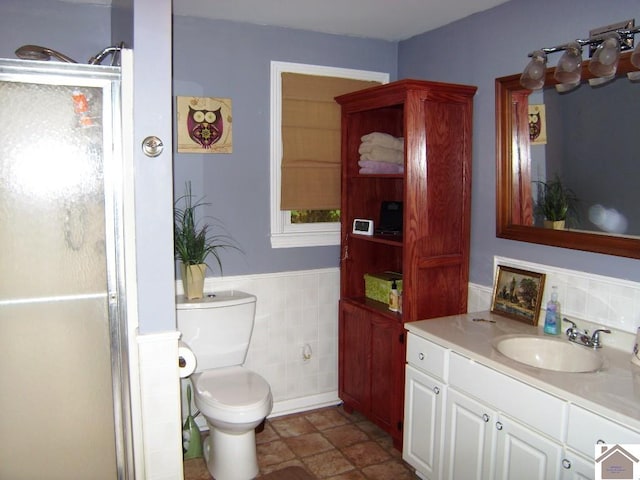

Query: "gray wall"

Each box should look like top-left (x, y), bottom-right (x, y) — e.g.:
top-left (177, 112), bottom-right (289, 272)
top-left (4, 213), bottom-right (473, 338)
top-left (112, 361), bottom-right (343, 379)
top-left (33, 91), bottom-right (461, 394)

top-left (398, 0), bottom-right (640, 286)
top-left (0, 0), bottom-right (110, 62)
top-left (172, 16), bottom-right (398, 276)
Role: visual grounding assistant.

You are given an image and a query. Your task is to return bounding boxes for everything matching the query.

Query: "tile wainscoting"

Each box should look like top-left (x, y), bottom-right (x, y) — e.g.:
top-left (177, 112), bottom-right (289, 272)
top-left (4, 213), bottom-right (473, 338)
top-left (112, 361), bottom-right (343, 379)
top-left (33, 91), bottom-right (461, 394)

top-left (180, 268), bottom-right (343, 420)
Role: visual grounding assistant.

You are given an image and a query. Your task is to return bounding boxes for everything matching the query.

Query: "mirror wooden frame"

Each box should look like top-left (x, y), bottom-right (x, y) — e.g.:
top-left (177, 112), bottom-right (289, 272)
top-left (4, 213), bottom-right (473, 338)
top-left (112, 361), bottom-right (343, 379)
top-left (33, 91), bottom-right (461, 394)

top-left (496, 51), bottom-right (640, 259)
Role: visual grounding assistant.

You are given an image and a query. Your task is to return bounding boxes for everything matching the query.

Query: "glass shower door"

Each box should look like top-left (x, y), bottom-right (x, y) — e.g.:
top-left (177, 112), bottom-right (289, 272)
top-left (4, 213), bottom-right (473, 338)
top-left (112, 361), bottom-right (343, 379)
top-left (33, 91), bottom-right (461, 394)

top-left (0, 61), bottom-right (128, 479)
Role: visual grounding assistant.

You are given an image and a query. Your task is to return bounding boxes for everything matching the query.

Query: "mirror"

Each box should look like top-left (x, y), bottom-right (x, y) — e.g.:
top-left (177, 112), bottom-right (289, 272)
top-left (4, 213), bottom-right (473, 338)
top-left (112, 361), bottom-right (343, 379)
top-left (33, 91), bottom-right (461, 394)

top-left (496, 51), bottom-right (640, 259)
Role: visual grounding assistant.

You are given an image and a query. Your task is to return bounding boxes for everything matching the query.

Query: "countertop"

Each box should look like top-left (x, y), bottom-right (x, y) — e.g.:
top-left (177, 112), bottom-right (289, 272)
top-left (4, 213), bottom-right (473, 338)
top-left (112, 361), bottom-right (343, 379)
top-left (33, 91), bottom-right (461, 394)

top-left (406, 311), bottom-right (640, 431)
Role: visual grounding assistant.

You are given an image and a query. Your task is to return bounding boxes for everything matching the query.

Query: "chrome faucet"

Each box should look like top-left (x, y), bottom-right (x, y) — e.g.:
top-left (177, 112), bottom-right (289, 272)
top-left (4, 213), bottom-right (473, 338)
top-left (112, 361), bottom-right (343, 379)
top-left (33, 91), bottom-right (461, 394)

top-left (562, 318), bottom-right (611, 349)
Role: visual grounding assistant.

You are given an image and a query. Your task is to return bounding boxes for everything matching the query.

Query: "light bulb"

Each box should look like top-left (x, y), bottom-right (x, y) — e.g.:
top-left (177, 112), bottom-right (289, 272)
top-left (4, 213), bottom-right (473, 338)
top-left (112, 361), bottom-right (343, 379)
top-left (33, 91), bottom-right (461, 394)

top-left (554, 42), bottom-right (582, 85)
top-left (520, 50), bottom-right (547, 90)
top-left (589, 33), bottom-right (620, 78)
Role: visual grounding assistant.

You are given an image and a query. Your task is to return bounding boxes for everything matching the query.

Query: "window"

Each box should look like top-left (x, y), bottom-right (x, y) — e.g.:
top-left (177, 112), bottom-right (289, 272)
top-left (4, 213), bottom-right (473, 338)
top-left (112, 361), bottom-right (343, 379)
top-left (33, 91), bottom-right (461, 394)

top-left (270, 61), bottom-right (389, 248)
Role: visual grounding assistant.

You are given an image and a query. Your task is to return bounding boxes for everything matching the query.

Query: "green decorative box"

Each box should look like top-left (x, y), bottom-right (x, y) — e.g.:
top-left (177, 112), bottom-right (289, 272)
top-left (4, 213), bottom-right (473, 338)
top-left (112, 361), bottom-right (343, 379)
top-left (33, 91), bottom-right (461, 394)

top-left (364, 271), bottom-right (403, 304)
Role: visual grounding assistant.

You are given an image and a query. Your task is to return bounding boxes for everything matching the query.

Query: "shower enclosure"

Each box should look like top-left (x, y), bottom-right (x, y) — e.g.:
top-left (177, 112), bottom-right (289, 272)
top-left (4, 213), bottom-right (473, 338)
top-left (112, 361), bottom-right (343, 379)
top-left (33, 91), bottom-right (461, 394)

top-left (0, 59), bottom-right (132, 479)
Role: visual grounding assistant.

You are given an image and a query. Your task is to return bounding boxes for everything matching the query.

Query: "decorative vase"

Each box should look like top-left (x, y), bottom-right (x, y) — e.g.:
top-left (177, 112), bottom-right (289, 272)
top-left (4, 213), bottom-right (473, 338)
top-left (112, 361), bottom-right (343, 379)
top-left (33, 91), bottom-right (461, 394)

top-left (544, 220), bottom-right (565, 230)
top-left (181, 263), bottom-right (207, 299)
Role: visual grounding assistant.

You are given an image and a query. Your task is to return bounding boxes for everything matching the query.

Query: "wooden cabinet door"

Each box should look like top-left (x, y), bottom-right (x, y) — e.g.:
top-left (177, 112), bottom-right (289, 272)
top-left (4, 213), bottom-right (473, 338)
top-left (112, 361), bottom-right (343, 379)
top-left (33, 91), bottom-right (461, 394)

top-left (403, 364), bottom-right (445, 479)
top-left (443, 388), bottom-right (497, 480)
top-left (338, 300), bottom-right (370, 412)
top-left (369, 315), bottom-right (403, 431)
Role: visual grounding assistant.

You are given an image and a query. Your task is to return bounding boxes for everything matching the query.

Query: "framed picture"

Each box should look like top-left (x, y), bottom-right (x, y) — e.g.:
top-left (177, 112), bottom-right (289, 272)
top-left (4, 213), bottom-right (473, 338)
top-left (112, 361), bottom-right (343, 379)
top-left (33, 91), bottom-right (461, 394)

top-left (176, 96), bottom-right (233, 153)
top-left (528, 104), bottom-right (547, 145)
top-left (491, 265), bottom-right (546, 325)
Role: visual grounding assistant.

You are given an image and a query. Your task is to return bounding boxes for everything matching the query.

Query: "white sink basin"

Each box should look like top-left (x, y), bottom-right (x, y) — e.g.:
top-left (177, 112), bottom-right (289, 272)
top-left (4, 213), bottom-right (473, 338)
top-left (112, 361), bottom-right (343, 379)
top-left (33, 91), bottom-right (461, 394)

top-left (493, 335), bottom-right (603, 373)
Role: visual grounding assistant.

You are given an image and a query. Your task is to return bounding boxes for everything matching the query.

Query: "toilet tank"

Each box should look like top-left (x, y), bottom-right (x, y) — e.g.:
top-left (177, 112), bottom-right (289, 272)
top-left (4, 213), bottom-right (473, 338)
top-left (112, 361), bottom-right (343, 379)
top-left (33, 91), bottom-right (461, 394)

top-left (176, 290), bottom-right (257, 371)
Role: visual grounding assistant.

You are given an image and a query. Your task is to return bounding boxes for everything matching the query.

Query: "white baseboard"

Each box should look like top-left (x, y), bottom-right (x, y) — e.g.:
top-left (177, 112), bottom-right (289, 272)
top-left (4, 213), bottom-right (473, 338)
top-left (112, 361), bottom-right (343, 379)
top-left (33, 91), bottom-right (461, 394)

top-left (269, 391), bottom-right (342, 418)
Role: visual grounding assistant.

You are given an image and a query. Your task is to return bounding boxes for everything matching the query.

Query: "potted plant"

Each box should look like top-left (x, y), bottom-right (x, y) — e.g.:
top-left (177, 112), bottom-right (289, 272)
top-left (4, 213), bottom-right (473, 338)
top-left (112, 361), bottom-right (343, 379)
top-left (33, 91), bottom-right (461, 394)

top-left (534, 175), bottom-right (578, 230)
top-left (174, 182), bottom-right (241, 299)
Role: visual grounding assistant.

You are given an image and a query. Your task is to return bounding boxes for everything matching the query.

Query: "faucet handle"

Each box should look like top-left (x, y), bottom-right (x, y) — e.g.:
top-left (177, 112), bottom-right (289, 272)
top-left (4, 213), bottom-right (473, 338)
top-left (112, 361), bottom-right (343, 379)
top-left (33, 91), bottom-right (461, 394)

top-left (562, 318), bottom-right (578, 339)
top-left (590, 329), bottom-right (611, 348)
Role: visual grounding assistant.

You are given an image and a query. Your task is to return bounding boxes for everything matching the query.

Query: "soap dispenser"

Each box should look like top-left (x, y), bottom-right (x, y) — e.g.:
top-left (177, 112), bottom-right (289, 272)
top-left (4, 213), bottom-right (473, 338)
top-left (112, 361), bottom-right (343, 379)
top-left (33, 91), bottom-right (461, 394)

top-left (389, 280), bottom-right (399, 312)
top-left (544, 286), bottom-right (561, 335)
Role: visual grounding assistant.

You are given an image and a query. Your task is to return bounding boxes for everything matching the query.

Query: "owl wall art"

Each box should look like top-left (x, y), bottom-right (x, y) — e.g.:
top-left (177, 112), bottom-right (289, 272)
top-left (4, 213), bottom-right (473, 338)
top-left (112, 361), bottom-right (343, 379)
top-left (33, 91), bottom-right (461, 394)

top-left (528, 104), bottom-right (547, 145)
top-left (176, 96), bottom-right (233, 153)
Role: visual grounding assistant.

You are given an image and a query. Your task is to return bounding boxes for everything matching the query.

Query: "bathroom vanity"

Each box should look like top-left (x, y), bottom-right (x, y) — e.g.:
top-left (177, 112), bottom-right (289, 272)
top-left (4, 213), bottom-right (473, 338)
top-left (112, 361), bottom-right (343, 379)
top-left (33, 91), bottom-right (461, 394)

top-left (402, 312), bottom-right (640, 480)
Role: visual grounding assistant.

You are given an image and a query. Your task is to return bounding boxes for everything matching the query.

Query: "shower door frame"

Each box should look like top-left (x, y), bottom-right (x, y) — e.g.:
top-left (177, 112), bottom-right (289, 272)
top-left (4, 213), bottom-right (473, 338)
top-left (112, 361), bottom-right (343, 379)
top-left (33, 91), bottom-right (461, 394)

top-left (0, 58), bottom-right (135, 480)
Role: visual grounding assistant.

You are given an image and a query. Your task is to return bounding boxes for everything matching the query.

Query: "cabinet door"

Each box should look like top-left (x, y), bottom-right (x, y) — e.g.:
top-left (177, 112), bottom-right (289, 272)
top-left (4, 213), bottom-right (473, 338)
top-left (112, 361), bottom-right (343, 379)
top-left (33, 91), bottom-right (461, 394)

top-left (443, 389), bottom-right (497, 480)
top-left (560, 450), bottom-right (595, 480)
top-left (403, 365), bottom-right (444, 479)
top-left (494, 413), bottom-right (563, 480)
top-left (338, 301), bottom-right (370, 412)
top-left (370, 315), bottom-right (404, 434)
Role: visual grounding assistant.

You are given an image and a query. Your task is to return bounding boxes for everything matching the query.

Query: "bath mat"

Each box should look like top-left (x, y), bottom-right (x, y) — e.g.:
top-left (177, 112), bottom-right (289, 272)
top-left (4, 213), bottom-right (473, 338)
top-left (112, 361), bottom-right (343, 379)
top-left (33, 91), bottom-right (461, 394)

top-left (260, 466), bottom-right (316, 480)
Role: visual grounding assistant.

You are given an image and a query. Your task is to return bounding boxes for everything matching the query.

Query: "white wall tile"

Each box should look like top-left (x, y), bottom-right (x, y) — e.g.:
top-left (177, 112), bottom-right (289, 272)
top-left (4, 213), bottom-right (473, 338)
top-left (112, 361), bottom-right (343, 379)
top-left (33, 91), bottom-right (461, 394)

top-left (493, 256), bottom-right (640, 335)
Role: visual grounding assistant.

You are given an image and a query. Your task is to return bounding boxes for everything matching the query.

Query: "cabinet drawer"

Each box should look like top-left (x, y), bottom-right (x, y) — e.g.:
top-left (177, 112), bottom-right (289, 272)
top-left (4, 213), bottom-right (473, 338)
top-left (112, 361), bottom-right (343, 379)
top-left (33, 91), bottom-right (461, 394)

top-left (449, 352), bottom-right (567, 441)
top-left (406, 333), bottom-right (448, 380)
top-left (567, 405), bottom-right (640, 457)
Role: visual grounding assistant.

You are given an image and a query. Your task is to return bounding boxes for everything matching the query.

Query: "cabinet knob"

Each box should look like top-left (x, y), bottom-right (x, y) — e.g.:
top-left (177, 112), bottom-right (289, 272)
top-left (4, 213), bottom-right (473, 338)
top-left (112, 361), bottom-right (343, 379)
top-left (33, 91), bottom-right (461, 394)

top-left (433, 386), bottom-right (440, 395)
top-left (495, 421), bottom-right (503, 431)
top-left (562, 459), bottom-right (571, 469)
top-left (482, 414), bottom-right (489, 423)
top-left (418, 353), bottom-right (425, 360)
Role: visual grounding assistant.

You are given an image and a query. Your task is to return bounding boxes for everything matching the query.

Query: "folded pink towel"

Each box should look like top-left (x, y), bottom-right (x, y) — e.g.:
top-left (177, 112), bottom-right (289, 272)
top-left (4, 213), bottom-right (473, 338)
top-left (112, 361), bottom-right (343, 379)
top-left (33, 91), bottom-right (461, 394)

top-left (358, 160), bottom-right (404, 174)
top-left (360, 132), bottom-right (404, 150)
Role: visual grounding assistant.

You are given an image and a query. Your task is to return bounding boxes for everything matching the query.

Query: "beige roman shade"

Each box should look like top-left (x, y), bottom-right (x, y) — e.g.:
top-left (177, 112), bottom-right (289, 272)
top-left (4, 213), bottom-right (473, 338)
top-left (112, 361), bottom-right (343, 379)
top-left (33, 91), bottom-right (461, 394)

top-left (280, 73), bottom-right (381, 210)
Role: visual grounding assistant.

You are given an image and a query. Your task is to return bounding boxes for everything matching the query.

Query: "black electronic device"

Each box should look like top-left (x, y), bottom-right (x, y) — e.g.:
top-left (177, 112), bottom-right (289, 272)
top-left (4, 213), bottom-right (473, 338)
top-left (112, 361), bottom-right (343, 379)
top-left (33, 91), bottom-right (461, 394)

top-left (375, 201), bottom-right (403, 235)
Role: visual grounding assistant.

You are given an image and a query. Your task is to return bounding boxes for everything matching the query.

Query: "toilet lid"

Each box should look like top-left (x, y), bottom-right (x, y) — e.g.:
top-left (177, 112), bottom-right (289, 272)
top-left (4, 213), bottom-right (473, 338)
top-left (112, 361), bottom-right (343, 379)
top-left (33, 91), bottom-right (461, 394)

top-left (194, 366), bottom-right (271, 410)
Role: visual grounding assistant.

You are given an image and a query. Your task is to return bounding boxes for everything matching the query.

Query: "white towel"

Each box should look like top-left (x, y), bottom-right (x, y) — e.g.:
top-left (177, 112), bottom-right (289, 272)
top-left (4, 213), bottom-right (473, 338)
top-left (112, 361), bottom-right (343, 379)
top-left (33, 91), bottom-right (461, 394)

top-left (358, 142), bottom-right (404, 156)
top-left (360, 132), bottom-right (404, 151)
top-left (359, 147), bottom-right (403, 165)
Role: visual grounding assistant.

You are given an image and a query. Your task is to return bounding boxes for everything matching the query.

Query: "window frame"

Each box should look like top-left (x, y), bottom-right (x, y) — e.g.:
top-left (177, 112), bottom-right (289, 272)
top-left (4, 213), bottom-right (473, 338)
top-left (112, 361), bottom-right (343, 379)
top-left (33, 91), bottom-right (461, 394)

top-left (270, 61), bottom-right (389, 248)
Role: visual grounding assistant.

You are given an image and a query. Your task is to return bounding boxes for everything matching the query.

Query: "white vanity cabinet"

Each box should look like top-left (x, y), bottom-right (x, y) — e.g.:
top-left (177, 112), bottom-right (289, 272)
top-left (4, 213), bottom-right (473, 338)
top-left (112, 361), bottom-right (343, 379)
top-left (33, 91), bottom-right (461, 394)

top-left (444, 352), bottom-right (565, 480)
top-left (404, 314), bottom-right (640, 480)
top-left (403, 334), bottom-right (448, 479)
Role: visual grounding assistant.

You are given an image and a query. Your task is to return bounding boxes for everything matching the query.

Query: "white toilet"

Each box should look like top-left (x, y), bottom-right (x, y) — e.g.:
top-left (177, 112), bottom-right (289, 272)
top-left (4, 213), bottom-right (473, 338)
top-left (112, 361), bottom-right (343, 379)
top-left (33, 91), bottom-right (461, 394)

top-left (177, 290), bottom-right (273, 480)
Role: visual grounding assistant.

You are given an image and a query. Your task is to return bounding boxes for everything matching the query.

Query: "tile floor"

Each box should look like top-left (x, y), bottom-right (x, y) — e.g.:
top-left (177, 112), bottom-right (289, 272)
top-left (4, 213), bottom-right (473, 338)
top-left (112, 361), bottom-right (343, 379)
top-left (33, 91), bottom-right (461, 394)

top-left (183, 404), bottom-right (419, 479)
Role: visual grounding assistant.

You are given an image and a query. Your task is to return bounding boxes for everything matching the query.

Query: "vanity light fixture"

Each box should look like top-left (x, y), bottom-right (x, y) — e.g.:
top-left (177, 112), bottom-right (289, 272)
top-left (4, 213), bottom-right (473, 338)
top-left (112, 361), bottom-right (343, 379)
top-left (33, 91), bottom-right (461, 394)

top-left (520, 19), bottom-right (640, 91)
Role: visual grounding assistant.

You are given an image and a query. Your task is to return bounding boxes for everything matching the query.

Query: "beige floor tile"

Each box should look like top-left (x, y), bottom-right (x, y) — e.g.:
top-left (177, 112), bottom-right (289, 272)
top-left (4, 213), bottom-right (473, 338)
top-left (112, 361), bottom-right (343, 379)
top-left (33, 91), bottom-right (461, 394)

top-left (302, 450), bottom-right (356, 478)
top-left (361, 459), bottom-right (417, 480)
top-left (341, 441), bottom-right (391, 469)
top-left (304, 408), bottom-right (351, 431)
top-left (323, 424), bottom-right (370, 449)
top-left (183, 405), bottom-right (420, 480)
top-left (270, 415), bottom-right (317, 438)
top-left (324, 471), bottom-right (368, 480)
top-left (284, 432), bottom-right (334, 458)
top-left (257, 439), bottom-right (296, 467)
top-left (256, 422), bottom-right (280, 444)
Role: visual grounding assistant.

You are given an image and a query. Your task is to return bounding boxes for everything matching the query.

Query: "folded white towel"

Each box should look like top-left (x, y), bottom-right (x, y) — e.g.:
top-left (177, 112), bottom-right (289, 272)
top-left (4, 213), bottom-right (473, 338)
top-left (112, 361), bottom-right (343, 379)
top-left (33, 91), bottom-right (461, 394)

top-left (360, 132), bottom-right (404, 151)
top-left (360, 147), bottom-right (403, 165)
top-left (358, 142), bottom-right (404, 155)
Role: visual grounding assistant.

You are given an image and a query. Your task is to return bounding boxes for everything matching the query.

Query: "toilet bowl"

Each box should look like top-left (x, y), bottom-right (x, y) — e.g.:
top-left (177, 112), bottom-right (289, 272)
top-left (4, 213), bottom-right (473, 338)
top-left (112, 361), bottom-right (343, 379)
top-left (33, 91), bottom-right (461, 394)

top-left (177, 291), bottom-right (273, 480)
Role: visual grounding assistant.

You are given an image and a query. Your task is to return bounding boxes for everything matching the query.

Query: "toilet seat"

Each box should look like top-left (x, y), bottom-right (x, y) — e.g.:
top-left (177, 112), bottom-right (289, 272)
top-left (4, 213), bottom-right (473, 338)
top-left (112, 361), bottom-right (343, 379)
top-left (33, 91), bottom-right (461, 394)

top-left (193, 366), bottom-right (272, 423)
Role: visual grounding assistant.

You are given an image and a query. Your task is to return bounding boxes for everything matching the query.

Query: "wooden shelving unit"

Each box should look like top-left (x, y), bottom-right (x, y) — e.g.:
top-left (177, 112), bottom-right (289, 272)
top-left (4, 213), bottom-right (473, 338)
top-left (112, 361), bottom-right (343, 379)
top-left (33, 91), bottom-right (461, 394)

top-left (335, 79), bottom-right (477, 448)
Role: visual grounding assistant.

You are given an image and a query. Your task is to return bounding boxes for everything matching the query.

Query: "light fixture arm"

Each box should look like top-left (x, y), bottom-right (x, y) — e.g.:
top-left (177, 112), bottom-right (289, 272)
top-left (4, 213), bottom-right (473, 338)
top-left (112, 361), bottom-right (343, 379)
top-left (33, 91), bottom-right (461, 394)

top-left (527, 25), bottom-right (640, 58)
